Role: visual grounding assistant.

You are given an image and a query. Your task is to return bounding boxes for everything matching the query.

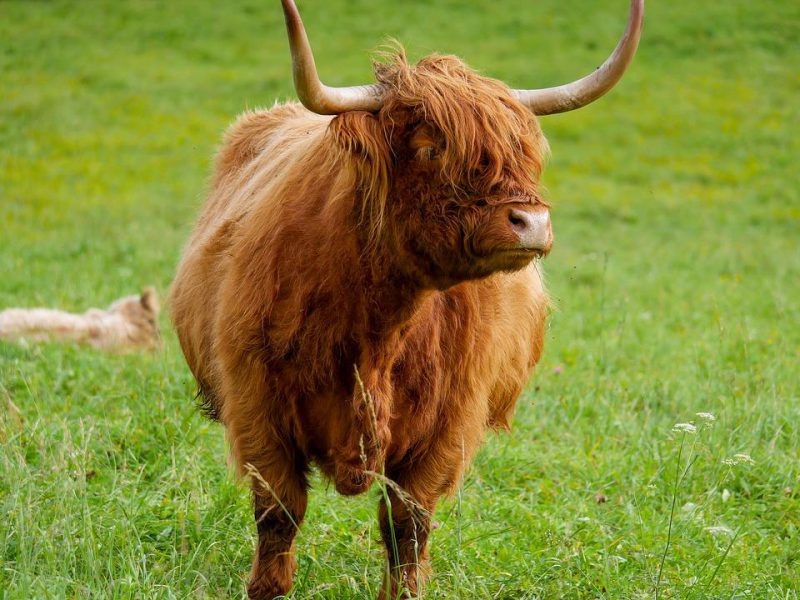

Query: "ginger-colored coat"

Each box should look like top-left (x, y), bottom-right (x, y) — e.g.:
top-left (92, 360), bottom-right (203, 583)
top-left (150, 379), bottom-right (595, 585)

top-left (170, 54), bottom-right (551, 599)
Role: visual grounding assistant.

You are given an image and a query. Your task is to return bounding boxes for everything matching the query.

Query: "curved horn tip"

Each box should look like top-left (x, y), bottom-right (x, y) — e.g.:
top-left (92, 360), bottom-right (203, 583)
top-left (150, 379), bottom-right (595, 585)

top-left (515, 0), bottom-right (645, 116)
top-left (278, 0), bottom-right (387, 115)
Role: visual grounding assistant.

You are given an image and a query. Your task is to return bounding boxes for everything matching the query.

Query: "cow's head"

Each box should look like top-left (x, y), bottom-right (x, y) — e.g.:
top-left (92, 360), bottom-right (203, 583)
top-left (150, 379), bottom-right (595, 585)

top-left (280, 0), bottom-right (643, 289)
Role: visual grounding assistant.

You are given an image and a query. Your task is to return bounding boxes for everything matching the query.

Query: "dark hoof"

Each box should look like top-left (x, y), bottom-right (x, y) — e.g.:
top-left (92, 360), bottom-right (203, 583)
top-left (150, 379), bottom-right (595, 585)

top-left (247, 577), bottom-right (288, 600)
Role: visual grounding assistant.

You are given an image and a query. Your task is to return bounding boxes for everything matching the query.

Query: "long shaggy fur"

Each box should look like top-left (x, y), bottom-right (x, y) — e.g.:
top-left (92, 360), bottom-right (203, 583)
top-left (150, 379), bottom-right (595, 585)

top-left (170, 52), bottom-right (551, 599)
top-left (340, 51), bottom-right (548, 240)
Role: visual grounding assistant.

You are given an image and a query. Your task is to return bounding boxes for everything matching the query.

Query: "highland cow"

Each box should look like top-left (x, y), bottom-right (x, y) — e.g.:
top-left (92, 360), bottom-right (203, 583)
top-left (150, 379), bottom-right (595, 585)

top-left (170, 1), bottom-right (643, 597)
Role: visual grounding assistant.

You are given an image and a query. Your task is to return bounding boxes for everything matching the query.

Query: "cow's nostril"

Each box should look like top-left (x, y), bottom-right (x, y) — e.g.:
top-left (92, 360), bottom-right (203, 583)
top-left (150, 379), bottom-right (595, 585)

top-left (508, 209), bottom-right (529, 232)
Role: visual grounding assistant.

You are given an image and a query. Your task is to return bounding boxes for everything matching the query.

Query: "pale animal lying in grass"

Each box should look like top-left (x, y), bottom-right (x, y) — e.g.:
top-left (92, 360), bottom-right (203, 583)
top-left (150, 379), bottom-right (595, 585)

top-left (0, 288), bottom-right (160, 352)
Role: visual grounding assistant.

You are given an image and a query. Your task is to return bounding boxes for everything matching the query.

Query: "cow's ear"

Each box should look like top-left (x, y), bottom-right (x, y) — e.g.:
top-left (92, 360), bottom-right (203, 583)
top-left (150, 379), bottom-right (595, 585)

top-left (139, 287), bottom-right (160, 316)
top-left (330, 111), bottom-right (390, 166)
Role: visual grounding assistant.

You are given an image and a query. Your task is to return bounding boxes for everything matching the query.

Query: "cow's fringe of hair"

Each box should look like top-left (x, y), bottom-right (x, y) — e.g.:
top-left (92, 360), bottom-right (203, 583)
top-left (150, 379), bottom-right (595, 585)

top-left (381, 50), bottom-right (545, 188)
top-left (329, 110), bottom-right (393, 244)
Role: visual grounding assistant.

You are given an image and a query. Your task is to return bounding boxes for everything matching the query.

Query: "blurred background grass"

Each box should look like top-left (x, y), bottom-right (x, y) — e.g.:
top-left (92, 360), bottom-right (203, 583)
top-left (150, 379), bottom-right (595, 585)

top-left (1, 0), bottom-right (799, 598)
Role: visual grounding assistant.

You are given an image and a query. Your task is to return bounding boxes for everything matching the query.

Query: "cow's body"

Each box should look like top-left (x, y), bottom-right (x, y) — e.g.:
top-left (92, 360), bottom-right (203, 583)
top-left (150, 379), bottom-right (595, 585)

top-left (171, 98), bottom-right (549, 597)
top-left (172, 103), bottom-right (548, 483)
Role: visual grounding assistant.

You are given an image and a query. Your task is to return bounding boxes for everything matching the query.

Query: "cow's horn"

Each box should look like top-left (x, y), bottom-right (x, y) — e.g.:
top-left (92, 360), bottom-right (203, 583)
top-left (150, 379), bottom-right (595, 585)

top-left (514, 0), bottom-right (644, 115)
top-left (281, 0), bottom-right (387, 115)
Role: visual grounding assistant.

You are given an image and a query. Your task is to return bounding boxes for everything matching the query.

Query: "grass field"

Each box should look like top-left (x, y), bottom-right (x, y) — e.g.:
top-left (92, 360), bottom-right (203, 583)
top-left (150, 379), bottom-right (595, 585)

top-left (1, 0), bottom-right (799, 598)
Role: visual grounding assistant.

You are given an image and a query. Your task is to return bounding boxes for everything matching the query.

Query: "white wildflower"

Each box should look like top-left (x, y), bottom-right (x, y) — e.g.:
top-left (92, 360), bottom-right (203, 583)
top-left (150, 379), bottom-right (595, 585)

top-left (723, 453), bottom-right (755, 466)
top-left (681, 502), bottom-right (699, 513)
top-left (721, 488), bottom-right (731, 502)
top-left (681, 502), bottom-right (703, 522)
top-left (705, 525), bottom-right (734, 537)
top-left (673, 422), bottom-right (697, 434)
top-left (696, 412), bottom-right (716, 422)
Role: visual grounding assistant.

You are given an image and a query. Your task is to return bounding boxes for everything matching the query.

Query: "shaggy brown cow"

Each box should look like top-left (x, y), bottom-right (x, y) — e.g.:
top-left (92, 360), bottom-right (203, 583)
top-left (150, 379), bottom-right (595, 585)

top-left (170, 1), bottom-right (643, 597)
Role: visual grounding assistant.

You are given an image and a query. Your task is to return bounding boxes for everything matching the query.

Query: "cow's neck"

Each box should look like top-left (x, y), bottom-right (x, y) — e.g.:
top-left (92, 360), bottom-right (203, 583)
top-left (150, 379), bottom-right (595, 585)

top-left (354, 241), bottom-right (433, 343)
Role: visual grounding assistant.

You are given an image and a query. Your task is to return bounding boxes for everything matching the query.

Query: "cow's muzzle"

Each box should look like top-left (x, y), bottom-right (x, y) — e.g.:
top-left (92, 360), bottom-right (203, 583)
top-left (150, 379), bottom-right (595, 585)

top-left (507, 206), bottom-right (553, 255)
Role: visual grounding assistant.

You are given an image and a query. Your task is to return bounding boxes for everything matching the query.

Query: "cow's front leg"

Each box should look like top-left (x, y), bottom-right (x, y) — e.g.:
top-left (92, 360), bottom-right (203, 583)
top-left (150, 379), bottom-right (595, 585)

top-left (244, 444), bottom-right (309, 600)
top-left (376, 422), bottom-right (482, 600)
top-left (216, 324), bottom-right (310, 598)
top-left (377, 486), bottom-right (435, 600)
top-left (224, 396), bottom-right (308, 599)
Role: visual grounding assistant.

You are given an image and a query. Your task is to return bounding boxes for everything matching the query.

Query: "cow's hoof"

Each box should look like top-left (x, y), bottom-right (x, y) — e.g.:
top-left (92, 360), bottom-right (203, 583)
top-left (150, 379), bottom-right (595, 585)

top-left (377, 586), bottom-right (414, 600)
top-left (247, 577), bottom-right (289, 600)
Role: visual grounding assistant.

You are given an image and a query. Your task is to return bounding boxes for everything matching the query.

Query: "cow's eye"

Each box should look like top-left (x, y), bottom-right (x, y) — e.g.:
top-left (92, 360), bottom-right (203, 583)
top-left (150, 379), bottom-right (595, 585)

top-left (416, 146), bottom-right (440, 162)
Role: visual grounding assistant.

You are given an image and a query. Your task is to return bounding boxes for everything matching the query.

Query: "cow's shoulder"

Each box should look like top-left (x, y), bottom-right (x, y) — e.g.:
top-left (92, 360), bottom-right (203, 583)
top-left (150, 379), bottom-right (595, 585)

top-left (213, 103), bottom-right (325, 183)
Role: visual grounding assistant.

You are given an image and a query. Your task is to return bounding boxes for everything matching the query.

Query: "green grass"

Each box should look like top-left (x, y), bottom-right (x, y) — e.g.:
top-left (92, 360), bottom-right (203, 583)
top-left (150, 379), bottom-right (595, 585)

top-left (1, 0), bottom-right (799, 598)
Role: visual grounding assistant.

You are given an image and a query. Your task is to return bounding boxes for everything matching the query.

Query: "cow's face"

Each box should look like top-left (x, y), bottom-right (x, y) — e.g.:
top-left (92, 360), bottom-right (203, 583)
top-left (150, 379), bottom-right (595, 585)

top-left (386, 121), bottom-right (552, 288)
top-left (332, 56), bottom-right (554, 289)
